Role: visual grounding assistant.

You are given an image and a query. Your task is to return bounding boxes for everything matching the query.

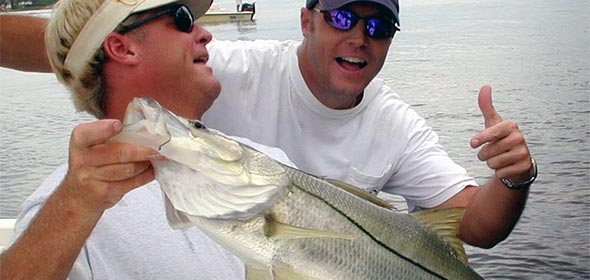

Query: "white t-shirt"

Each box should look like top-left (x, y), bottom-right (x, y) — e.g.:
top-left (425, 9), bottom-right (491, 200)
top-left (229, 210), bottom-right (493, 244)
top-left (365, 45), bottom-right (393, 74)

top-left (12, 137), bottom-right (295, 280)
top-left (205, 39), bottom-right (477, 211)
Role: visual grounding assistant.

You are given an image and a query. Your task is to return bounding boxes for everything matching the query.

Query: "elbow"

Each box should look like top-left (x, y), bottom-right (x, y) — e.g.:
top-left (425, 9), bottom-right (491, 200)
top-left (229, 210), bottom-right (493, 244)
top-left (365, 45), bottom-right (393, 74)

top-left (459, 224), bottom-right (512, 249)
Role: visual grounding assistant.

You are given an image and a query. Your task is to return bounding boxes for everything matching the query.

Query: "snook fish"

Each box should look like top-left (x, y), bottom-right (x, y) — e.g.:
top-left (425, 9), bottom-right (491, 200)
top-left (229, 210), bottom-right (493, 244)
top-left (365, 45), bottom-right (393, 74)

top-left (112, 97), bottom-right (483, 280)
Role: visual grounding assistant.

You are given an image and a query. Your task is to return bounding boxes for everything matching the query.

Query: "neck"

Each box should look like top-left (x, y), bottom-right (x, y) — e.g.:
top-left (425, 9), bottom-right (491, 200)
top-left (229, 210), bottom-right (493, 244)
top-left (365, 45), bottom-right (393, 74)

top-left (102, 64), bottom-right (209, 121)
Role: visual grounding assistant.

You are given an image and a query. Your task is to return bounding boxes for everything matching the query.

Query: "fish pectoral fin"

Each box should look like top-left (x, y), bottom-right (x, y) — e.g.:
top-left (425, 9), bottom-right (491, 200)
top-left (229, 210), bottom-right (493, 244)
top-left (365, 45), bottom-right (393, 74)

top-left (325, 178), bottom-right (395, 210)
top-left (246, 264), bottom-right (320, 280)
top-left (411, 207), bottom-right (469, 264)
top-left (272, 265), bottom-right (322, 280)
top-left (264, 214), bottom-right (354, 240)
top-left (245, 264), bottom-right (273, 280)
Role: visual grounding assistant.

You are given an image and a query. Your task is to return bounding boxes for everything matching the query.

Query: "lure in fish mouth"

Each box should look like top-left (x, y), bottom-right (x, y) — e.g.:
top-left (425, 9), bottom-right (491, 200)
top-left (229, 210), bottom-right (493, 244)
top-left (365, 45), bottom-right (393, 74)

top-left (112, 97), bottom-right (483, 280)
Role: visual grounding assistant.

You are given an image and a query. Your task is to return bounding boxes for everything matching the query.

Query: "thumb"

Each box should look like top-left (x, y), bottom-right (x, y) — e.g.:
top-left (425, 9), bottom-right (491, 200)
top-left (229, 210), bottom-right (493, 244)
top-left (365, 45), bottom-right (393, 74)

top-left (478, 85), bottom-right (503, 128)
top-left (71, 119), bottom-right (123, 149)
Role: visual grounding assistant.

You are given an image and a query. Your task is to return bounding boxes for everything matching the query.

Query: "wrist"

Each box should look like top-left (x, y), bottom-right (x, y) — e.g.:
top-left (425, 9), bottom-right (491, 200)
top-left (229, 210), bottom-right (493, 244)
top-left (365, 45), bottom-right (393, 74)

top-left (501, 158), bottom-right (537, 190)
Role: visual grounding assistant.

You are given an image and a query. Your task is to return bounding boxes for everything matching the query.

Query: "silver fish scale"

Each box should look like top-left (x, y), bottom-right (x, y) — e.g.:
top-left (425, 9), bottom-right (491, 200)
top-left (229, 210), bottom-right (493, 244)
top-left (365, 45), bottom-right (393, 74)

top-left (196, 164), bottom-right (482, 280)
top-left (261, 166), bottom-right (483, 280)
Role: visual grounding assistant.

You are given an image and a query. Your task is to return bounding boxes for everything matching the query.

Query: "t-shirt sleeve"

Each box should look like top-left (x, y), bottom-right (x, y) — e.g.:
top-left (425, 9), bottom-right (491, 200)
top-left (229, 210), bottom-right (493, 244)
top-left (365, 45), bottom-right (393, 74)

top-left (381, 102), bottom-right (478, 212)
top-left (11, 163), bottom-right (92, 279)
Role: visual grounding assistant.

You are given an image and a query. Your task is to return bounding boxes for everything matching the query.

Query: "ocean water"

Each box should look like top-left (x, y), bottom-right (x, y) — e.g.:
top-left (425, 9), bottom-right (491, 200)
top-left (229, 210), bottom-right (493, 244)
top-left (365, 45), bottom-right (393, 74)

top-left (1, 0), bottom-right (589, 278)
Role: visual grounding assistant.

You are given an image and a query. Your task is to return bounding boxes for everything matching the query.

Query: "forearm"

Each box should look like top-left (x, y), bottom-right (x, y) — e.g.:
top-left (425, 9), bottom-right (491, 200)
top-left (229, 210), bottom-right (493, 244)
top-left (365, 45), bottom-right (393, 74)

top-left (0, 184), bottom-right (103, 279)
top-left (460, 178), bottom-right (529, 248)
top-left (0, 14), bottom-right (52, 72)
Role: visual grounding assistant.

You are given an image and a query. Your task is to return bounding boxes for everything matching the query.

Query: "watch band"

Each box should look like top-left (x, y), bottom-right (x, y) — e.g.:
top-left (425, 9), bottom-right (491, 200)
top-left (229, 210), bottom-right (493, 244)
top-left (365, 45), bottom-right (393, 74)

top-left (501, 157), bottom-right (537, 190)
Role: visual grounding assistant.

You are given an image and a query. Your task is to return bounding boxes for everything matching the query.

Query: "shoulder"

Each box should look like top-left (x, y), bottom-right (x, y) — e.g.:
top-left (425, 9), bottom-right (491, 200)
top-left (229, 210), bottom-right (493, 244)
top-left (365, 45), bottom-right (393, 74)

top-left (12, 163), bottom-right (68, 240)
top-left (20, 163), bottom-right (69, 209)
top-left (208, 39), bottom-right (299, 62)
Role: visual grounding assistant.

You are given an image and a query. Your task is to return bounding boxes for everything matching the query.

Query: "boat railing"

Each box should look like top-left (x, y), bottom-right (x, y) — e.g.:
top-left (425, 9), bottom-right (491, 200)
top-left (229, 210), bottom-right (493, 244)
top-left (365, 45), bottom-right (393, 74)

top-left (0, 219), bottom-right (16, 252)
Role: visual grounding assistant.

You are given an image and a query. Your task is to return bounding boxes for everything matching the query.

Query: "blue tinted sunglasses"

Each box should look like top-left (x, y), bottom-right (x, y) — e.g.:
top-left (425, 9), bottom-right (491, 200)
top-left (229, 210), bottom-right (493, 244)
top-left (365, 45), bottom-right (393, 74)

top-left (314, 8), bottom-right (399, 39)
top-left (120, 5), bottom-right (195, 34)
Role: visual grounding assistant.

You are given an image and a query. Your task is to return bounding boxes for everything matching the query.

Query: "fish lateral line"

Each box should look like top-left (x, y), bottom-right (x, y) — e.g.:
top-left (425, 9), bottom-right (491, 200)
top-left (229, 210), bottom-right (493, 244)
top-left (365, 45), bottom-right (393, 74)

top-left (289, 173), bottom-right (451, 279)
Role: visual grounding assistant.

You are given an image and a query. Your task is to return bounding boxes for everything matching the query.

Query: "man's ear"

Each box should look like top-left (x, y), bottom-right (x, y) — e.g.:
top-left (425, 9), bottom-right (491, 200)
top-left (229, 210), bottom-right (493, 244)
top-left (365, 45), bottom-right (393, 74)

top-left (300, 7), bottom-right (312, 38)
top-left (102, 32), bottom-right (140, 65)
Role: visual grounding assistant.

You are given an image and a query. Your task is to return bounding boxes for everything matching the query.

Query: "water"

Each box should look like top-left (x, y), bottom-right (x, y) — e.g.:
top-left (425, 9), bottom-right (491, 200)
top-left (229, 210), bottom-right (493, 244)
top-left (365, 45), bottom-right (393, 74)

top-left (1, 0), bottom-right (589, 278)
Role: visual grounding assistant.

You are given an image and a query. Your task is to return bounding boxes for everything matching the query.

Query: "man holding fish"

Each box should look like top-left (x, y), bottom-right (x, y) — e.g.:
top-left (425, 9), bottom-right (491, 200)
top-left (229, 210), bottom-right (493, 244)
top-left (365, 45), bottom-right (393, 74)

top-left (1, 0), bottom-right (277, 278)
top-left (0, 0), bottom-right (536, 279)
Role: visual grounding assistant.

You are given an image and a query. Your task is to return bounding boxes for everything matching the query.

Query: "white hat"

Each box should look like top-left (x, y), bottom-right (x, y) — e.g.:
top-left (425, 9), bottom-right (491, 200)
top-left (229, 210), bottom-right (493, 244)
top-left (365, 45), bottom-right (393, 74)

top-left (64, 0), bottom-right (212, 79)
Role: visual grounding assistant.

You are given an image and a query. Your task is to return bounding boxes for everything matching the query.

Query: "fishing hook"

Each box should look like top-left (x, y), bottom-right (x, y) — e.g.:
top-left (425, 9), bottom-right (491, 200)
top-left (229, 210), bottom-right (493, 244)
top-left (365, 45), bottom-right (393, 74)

top-left (158, 133), bottom-right (171, 151)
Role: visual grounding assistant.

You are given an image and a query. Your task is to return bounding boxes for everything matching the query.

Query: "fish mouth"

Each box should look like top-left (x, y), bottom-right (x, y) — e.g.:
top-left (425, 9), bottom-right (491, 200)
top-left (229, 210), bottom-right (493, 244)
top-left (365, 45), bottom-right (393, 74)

top-left (336, 57), bottom-right (368, 70)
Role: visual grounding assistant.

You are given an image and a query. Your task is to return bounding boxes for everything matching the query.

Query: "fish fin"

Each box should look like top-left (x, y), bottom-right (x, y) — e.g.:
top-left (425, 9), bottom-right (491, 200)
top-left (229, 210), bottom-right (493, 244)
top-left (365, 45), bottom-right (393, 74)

top-left (245, 264), bottom-right (273, 280)
top-left (272, 266), bottom-right (322, 280)
top-left (264, 214), bottom-right (354, 240)
top-left (411, 207), bottom-right (469, 264)
top-left (325, 178), bottom-right (395, 210)
top-left (246, 264), bottom-right (321, 280)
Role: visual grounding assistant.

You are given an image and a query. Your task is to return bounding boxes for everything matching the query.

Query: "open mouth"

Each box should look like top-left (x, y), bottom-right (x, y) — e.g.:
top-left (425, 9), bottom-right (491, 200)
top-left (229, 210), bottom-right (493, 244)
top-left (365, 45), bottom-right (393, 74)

top-left (336, 57), bottom-right (368, 70)
top-left (193, 56), bottom-right (208, 64)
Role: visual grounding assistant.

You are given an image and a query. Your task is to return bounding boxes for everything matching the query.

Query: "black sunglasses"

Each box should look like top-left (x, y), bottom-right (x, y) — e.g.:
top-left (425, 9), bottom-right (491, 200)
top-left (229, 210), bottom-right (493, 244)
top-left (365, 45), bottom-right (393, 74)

top-left (314, 8), bottom-right (399, 39)
top-left (119, 5), bottom-right (195, 34)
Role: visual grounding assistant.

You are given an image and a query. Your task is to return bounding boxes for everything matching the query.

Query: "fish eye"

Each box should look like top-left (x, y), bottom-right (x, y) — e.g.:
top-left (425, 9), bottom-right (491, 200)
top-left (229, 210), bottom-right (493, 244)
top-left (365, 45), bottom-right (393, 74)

top-left (192, 120), bottom-right (206, 129)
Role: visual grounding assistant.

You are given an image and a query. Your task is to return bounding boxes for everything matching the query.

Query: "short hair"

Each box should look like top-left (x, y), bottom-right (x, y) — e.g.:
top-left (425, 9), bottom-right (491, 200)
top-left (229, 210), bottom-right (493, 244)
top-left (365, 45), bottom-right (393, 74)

top-left (45, 0), bottom-right (149, 119)
top-left (45, 0), bottom-right (209, 118)
top-left (46, 0), bottom-right (109, 119)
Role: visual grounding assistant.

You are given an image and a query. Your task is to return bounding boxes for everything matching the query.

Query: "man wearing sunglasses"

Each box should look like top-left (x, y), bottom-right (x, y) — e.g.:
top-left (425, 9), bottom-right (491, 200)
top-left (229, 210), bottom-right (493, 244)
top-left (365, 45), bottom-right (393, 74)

top-left (203, 0), bottom-right (534, 251)
top-left (0, 0), bottom-right (297, 279)
top-left (1, 0), bottom-right (535, 273)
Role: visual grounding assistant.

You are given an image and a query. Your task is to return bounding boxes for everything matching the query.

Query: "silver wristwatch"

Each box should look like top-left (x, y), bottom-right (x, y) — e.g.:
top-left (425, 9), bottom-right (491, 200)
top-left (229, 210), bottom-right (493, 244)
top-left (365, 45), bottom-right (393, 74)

top-left (501, 158), bottom-right (537, 190)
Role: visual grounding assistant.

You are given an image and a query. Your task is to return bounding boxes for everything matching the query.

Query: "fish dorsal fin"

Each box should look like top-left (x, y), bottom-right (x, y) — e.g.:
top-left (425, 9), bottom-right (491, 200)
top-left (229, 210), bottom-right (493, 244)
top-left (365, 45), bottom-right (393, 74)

top-left (325, 178), bottom-right (395, 210)
top-left (411, 207), bottom-right (469, 265)
top-left (264, 214), bottom-right (354, 240)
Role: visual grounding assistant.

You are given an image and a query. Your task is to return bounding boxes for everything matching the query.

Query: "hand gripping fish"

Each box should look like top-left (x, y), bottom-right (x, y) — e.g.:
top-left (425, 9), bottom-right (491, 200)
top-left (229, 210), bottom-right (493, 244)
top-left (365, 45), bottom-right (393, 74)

top-left (112, 97), bottom-right (483, 280)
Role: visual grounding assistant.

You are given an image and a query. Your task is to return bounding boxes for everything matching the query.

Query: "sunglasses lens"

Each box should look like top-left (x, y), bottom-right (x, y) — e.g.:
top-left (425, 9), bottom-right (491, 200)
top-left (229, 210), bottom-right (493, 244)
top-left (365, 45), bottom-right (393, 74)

top-left (322, 9), bottom-right (396, 39)
top-left (366, 18), bottom-right (395, 39)
top-left (174, 6), bottom-right (194, 33)
top-left (325, 10), bottom-right (355, 30)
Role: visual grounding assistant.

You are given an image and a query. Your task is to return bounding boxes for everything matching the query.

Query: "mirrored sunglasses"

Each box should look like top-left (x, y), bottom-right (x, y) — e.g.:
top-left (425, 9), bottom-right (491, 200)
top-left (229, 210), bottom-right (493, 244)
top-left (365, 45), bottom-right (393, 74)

top-left (120, 5), bottom-right (195, 34)
top-left (314, 8), bottom-right (399, 39)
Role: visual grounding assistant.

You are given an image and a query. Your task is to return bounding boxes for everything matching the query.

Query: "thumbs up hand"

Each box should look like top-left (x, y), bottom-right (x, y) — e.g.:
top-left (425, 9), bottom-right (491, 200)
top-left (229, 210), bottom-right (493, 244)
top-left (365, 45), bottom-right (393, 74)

top-left (470, 86), bottom-right (535, 185)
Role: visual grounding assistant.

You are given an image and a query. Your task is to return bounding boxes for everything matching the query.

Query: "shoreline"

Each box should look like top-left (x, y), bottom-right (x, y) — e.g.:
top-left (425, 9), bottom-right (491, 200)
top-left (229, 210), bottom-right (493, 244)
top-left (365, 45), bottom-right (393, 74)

top-left (0, 5), bottom-right (52, 12)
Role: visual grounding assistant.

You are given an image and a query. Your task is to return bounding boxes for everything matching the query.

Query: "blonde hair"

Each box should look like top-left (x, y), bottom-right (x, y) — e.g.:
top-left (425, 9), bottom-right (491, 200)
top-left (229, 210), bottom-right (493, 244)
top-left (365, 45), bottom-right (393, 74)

top-left (45, 0), bottom-right (109, 118)
top-left (46, 0), bottom-right (144, 119)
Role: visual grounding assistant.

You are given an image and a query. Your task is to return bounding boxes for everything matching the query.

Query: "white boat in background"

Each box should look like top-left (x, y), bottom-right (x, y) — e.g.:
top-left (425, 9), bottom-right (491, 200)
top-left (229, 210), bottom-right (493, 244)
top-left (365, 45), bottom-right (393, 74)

top-left (1, 2), bottom-right (256, 24)
top-left (197, 2), bottom-right (255, 24)
top-left (0, 219), bottom-right (15, 252)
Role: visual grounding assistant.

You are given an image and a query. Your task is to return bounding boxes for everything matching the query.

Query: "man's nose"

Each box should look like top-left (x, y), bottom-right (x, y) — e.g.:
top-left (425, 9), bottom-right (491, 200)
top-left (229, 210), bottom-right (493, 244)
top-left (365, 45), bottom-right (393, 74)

top-left (192, 24), bottom-right (212, 44)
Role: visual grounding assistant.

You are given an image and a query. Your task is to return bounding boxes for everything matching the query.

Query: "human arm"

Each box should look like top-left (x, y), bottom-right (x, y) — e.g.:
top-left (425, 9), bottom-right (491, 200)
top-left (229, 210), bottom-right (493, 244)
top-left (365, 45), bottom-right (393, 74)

top-left (0, 119), bottom-right (157, 279)
top-left (436, 85), bottom-right (534, 249)
top-left (0, 14), bottom-right (52, 72)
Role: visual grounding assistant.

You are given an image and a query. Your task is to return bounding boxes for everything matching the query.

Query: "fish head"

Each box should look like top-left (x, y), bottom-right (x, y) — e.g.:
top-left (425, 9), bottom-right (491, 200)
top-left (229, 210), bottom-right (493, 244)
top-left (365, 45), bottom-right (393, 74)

top-left (114, 97), bottom-right (289, 223)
